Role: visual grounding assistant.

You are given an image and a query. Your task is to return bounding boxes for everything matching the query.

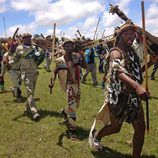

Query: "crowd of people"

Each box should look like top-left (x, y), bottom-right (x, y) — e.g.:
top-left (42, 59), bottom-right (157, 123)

top-left (0, 19), bottom-right (158, 158)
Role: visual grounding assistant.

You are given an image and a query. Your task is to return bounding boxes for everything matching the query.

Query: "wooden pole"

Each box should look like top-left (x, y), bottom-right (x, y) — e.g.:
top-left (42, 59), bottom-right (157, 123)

top-left (93, 17), bottom-right (100, 40)
top-left (77, 30), bottom-right (82, 38)
top-left (141, 1), bottom-right (149, 132)
top-left (96, 33), bottom-right (98, 40)
top-left (50, 23), bottom-right (56, 94)
top-left (3, 16), bottom-right (7, 37)
top-left (52, 23), bottom-right (56, 57)
top-left (102, 29), bottom-right (105, 38)
top-left (10, 27), bottom-right (19, 51)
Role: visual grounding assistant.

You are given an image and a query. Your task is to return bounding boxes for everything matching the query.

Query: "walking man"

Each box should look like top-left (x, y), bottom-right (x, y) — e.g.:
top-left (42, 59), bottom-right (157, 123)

top-left (15, 33), bottom-right (41, 121)
top-left (49, 40), bottom-right (87, 140)
top-left (89, 21), bottom-right (149, 158)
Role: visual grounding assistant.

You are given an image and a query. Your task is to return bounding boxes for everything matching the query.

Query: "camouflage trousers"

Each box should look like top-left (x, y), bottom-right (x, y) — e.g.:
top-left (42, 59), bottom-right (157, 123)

top-left (23, 73), bottom-right (38, 113)
top-left (8, 69), bottom-right (22, 97)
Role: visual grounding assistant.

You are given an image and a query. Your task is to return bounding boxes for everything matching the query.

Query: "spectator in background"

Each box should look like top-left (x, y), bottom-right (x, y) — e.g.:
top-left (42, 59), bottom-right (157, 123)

top-left (150, 60), bottom-right (158, 80)
top-left (149, 43), bottom-right (158, 80)
top-left (44, 49), bottom-right (52, 72)
top-left (81, 47), bottom-right (98, 86)
top-left (0, 44), bottom-right (5, 92)
top-left (2, 40), bottom-right (23, 102)
top-left (95, 44), bottom-right (105, 73)
top-left (0, 40), bottom-right (8, 93)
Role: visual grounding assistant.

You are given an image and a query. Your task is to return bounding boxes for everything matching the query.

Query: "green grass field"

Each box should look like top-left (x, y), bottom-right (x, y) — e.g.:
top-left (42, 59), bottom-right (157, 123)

top-left (0, 60), bottom-right (158, 158)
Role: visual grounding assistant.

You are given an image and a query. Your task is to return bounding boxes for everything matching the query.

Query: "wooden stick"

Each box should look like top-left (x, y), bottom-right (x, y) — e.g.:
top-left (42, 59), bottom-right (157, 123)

top-left (3, 16), bottom-right (7, 37)
top-left (141, 1), bottom-right (149, 132)
top-left (102, 29), bottom-right (105, 38)
top-left (93, 17), bottom-right (100, 40)
top-left (52, 23), bottom-right (56, 56)
top-left (49, 23), bottom-right (56, 94)
top-left (77, 30), bottom-right (83, 38)
top-left (8, 27), bottom-right (19, 52)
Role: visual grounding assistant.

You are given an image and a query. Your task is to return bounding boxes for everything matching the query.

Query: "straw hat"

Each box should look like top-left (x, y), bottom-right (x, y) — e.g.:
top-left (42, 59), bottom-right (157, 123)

top-left (62, 40), bottom-right (74, 48)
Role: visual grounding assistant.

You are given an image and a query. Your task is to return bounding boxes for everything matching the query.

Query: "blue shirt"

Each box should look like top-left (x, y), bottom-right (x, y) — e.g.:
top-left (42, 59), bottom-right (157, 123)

top-left (85, 48), bottom-right (91, 64)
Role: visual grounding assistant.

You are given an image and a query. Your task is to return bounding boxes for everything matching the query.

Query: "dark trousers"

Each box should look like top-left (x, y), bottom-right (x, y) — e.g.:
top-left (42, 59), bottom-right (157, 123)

top-left (99, 58), bottom-right (104, 73)
top-left (151, 60), bottom-right (158, 79)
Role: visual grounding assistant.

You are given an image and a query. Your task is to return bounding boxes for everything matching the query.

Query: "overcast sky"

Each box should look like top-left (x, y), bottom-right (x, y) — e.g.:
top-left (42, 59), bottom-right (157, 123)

top-left (0, 0), bottom-right (158, 39)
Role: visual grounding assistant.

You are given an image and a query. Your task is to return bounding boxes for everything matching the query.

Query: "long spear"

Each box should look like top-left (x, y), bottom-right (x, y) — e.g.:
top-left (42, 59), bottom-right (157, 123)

top-left (141, 1), bottom-right (149, 132)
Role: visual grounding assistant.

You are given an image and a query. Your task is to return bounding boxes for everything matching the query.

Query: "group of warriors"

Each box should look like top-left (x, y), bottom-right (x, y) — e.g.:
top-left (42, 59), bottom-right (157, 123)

top-left (1, 4), bottom-right (158, 158)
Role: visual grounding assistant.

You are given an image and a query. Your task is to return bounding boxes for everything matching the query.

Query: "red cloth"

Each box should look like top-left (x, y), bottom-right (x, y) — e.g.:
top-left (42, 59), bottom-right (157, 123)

top-left (75, 66), bottom-right (80, 85)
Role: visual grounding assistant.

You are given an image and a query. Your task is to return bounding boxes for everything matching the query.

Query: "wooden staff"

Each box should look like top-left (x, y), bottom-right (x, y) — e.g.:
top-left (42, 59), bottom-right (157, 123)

top-left (2, 27), bottom-right (19, 72)
top-left (141, 1), bottom-right (149, 132)
top-left (52, 23), bottom-right (56, 56)
top-left (93, 17), bottom-right (100, 40)
top-left (11, 28), bottom-right (19, 43)
top-left (101, 29), bottom-right (105, 38)
top-left (109, 4), bottom-right (129, 22)
top-left (77, 30), bottom-right (83, 38)
top-left (82, 38), bottom-right (103, 49)
top-left (50, 23), bottom-right (56, 94)
top-left (3, 16), bottom-right (7, 37)
top-left (7, 27), bottom-right (19, 53)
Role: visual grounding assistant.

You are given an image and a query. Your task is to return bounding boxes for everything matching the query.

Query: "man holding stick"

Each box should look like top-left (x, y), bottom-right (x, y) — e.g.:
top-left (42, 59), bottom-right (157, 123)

top-left (49, 40), bottom-right (87, 140)
top-left (14, 33), bottom-right (41, 121)
top-left (89, 20), bottom-right (149, 158)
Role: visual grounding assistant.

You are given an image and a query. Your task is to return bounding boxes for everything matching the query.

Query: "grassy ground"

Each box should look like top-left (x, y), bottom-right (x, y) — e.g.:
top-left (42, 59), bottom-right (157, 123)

top-left (0, 60), bottom-right (158, 158)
